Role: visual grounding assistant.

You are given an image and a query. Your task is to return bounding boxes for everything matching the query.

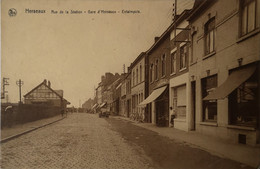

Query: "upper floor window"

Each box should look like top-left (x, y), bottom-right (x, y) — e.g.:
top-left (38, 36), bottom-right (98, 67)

top-left (136, 68), bottom-right (138, 84)
top-left (155, 59), bottom-right (159, 80)
top-left (171, 51), bottom-right (177, 74)
top-left (204, 17), bottom-right (215, 55)
top-left (133, 71), bottom-right (135, 86)
top-left (161, 54), bottom-right (166, 76)
top-left (241, 0), bottom-right (260, 36)
top-left (140, 65), bottom-right (142, 82)
top-left (180, 44), bottom-right (187, 70)
top-left (150, 63), bottom-right (154, 83)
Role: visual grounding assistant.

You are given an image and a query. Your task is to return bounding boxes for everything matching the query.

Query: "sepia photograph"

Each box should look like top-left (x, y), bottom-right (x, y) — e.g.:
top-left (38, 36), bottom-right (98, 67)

top-left (1, 0), bottom-right (260, 168)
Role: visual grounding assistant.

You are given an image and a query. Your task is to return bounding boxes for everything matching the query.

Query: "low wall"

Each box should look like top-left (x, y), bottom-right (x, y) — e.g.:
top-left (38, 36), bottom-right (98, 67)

top-left (1, 104), bottom-right (61, 128)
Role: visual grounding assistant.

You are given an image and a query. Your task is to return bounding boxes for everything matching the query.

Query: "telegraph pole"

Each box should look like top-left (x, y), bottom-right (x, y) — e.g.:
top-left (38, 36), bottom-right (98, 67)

top-left (1, 77), bottom-right (10, 99)
top-left (16, 79), bottom-right (24, 104)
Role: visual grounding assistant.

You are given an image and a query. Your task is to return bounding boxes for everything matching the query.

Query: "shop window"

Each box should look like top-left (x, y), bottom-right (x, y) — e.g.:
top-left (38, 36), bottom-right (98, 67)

top-left (161, 54), bottom-right (166, 76)
top-left (240, 0), bottom-right (260, 36)
top-left (202, 75), bottom-right (218, 122)
top-left (204, 18), bottom-right (215, 55)
top-left (229, 70), bottom-right (258, 127)
top-left (171, 52), bottom-right (177, 74)
top-left (180, 44), bottom-right (187, 70)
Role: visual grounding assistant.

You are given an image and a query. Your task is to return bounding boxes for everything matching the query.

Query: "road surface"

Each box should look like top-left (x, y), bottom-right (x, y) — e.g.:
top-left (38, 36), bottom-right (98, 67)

top-left (0, 113), bottom-right (252, 169)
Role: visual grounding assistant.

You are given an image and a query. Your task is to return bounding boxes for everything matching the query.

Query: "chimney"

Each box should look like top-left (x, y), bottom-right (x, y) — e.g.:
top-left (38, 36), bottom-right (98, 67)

top-left (48, 81), bottom-right (51, 88)
top-left (43, 79), bottom-right (47, 84)
top-left (154, 37), bottom-right (160, 43)
top-left (101, 75), bottom-right (105, 83)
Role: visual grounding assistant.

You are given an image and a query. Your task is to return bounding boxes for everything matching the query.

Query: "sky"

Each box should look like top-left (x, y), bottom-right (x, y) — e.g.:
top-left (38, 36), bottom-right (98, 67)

top-left (1, 0), bottom-right (194, 107)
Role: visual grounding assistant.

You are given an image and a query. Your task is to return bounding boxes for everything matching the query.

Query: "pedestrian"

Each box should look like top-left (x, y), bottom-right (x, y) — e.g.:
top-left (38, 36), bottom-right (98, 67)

top-left (61, 109), bottom-right (65, 117)
top-left (65, 109), bottom-right (68, 117)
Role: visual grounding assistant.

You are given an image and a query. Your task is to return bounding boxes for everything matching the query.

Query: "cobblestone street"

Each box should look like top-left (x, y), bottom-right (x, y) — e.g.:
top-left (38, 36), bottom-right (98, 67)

top-left (0, 113), bottom-right (254, 169)
top-left (0, 113), bottom-right (151, 169)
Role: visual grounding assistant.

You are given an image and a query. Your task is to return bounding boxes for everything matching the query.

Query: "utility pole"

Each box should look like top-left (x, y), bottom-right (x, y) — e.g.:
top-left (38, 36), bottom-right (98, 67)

top-left (16, 79), bottom-right (24, 104)
top-left (1, 77), bottom-right (10, 99)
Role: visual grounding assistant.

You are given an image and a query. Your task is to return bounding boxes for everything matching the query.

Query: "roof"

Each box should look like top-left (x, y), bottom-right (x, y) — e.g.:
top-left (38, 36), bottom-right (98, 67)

top-left (146, 9), bottom-right (192, 55)
top-left (24, 80), bottom-right (70, 103)
top-left (187, 0), bottom-right (215, 21)
top-left (129, 52), bottom-right (146, 69)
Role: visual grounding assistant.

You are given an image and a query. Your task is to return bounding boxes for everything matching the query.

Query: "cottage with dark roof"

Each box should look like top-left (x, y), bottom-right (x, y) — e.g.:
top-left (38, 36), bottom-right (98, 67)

top-left (24, 79), bottom-right (70, 108)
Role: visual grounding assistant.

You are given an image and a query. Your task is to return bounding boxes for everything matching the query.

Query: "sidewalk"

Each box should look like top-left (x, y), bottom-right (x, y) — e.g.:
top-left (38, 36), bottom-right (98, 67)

top-left (1, 115), bottom-right (64, 143)
top-left (112, 116), bottom-right (260, 168)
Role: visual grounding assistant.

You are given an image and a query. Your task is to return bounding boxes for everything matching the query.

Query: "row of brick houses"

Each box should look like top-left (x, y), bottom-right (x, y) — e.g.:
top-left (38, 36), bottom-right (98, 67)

top-left (93, 0), bottom-right (259, 146)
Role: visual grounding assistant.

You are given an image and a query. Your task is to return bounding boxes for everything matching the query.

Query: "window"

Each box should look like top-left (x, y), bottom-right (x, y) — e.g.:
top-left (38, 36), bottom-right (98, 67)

top-left (229, 68), bottom-right (258, 127)
top-left (136, 68), bottom-right (138, 84)
top-left (180, 44), bottom-right (187, 70)
top-left (191, 34), bottom-right (197, 64)
top-left (204, 18), bottom-right (215, 55)
top-left (202, 75), bottom-right (218, 122)
top-left (155, 59), bottom-right (159, 80)
top-left (241, 0), bottom-right (260, 36)
top-left (171, 52), bottom-right (177, 74)
top-left (161, 54), bottom-right (166, 76)
top-left (140, 65), bottom-right (142, 82)
top-left (174, 85), bottom-right (187, 119)
top-left (133, 71), bottom-right (135, 86)
top-left (150, 64), bottom-right (154, 83)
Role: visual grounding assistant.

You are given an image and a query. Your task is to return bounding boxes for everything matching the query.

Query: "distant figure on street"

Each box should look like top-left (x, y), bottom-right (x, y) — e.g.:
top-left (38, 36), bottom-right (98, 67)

top-left (65, 109), bottom-right (68, 117)
top-left (61, 109), bottom-right (65, 117)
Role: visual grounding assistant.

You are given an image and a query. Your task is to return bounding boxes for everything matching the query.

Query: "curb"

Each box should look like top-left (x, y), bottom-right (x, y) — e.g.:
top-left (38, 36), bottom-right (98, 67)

top-left (0, 117), bottom-right (65, 144)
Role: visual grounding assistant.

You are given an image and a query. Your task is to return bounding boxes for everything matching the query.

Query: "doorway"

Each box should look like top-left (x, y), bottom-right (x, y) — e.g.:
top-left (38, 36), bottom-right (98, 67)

top-left (191, 81), bottom-right (196, 130)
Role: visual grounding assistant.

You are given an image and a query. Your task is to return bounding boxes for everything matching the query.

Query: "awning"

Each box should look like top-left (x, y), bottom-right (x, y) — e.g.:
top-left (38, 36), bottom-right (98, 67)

top-left (99, 102), bottom-right (107, 108)
top-left (203, 65), bottom-right (256, 100)
top-left (139, 86), bottom-right (167, 106)
top-left (116, 83), bottom-right (122, 90)
top-left (5, 106), bottom-right (12, 111)
top-left (92, 103), bottom-right (98, 109)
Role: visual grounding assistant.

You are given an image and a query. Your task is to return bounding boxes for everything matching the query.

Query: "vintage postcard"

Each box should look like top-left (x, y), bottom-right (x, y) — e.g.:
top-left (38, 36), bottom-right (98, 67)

top-left (1, 0), bottom-right (259, 168)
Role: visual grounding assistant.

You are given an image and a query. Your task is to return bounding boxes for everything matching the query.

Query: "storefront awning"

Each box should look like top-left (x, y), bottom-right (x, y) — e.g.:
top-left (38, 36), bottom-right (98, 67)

top-left (99, 102), bottom-right (107, 108)
top-left (139, 86), bottom-right (167, 106)
top-left (92, 103), bottom-right (98, 109)
top-left (203, 65), bottom-right (256, 100)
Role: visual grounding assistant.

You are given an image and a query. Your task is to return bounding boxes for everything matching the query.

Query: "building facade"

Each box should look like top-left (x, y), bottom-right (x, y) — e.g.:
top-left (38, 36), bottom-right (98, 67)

top-left (169, 10), bottom-right (192, 131)
top-left (140, 31), bottom-right (171, 127)
top-left (188, 0), bottom-right (260, 145)
top-left (130, 52), bottom-right (147, 122)
top-left (24, 79), bottom-right (69, 109)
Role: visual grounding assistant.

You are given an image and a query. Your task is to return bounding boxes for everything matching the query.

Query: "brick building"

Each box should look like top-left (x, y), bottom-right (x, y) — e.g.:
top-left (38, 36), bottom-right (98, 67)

top-left (140, 28), bottom-right (171, 127)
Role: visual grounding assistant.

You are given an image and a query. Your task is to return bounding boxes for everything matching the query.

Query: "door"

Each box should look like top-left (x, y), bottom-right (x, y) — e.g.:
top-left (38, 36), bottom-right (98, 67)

top-left (191, 81), bottom-right (196, 130)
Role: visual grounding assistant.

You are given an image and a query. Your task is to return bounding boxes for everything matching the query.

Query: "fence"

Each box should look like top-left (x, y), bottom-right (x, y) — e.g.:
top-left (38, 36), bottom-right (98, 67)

top-left (1, 104), bottom-right (61, 128)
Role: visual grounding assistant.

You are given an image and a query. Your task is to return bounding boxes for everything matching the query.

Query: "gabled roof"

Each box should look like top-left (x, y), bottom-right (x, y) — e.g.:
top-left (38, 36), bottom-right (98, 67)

top-left (24, 80), bottom-right (70, 103)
